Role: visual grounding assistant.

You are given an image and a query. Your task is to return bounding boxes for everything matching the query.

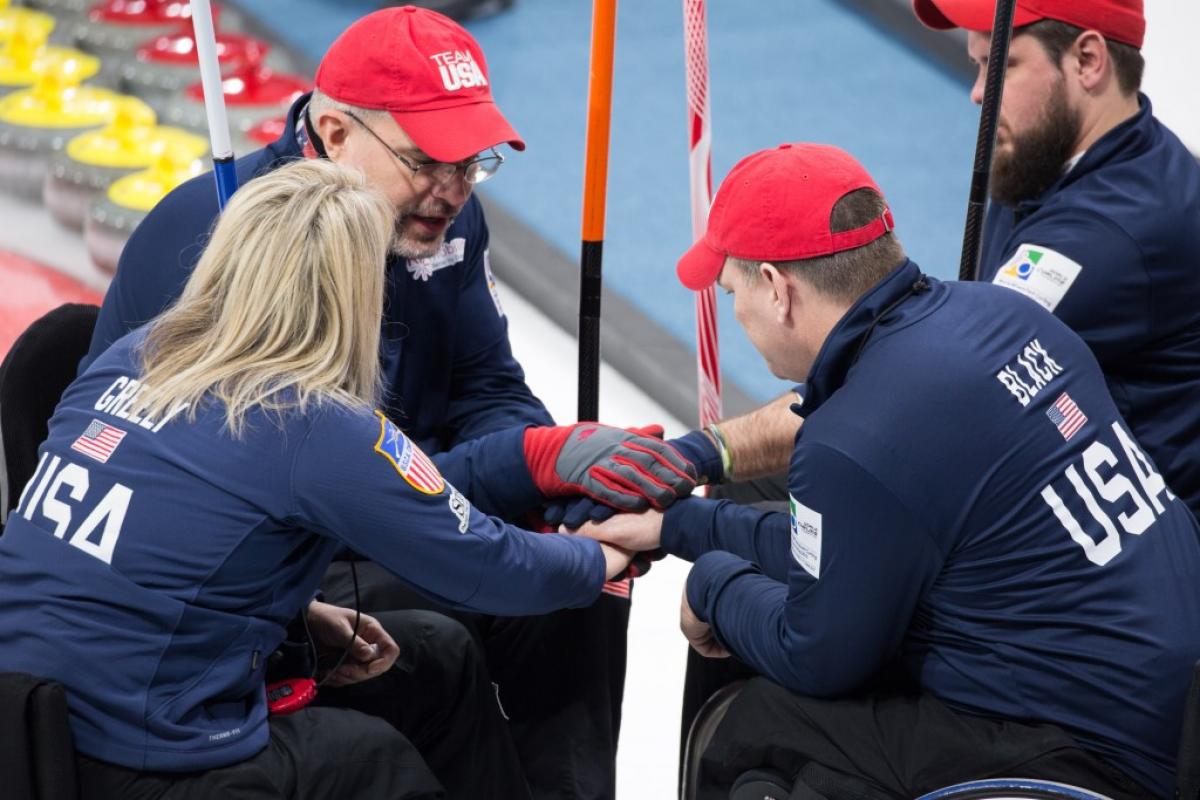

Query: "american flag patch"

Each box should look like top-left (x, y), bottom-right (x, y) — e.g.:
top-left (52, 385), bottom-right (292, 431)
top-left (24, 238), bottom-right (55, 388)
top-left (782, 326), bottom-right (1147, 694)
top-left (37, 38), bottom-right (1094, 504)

top-left (1046, 392), bottom-right (1087, 441)
top-left (374, 411), bottom-right (445, 495)
top-left (70, 419), bottom-right (127, 463)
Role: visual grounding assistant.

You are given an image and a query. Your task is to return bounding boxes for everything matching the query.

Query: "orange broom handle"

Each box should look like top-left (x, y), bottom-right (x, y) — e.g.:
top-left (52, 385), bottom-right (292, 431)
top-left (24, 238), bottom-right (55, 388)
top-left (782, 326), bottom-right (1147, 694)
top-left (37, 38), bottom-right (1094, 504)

top-left (578, 0), bottom-right (618, 421)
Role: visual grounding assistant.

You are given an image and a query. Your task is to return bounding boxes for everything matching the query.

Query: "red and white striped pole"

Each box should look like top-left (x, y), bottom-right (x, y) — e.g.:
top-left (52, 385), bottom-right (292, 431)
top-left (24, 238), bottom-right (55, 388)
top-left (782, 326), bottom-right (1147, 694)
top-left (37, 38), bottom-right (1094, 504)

top-left (682, 0), bottom-right (721, 428)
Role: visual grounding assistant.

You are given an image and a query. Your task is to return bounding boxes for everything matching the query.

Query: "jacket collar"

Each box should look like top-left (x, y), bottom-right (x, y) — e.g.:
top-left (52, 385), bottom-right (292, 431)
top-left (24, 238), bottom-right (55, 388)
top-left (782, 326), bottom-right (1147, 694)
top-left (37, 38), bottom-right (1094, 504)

top-left (800, 258), bottom-right (929, 415)
top-left (268, 93), bottom-right (311, 160)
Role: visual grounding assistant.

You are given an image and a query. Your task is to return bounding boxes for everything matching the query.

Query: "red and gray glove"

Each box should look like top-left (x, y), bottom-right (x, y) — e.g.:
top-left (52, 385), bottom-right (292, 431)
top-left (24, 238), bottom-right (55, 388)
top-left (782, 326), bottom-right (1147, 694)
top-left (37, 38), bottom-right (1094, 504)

top-left (524, 423), bottom-right (697, 511)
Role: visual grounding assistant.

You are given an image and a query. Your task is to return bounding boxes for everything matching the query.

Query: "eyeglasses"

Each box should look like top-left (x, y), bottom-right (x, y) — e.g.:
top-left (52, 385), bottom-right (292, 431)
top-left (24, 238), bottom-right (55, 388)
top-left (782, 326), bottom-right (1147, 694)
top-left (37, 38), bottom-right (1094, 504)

top-left (343, 110), bottom-right (504, 187)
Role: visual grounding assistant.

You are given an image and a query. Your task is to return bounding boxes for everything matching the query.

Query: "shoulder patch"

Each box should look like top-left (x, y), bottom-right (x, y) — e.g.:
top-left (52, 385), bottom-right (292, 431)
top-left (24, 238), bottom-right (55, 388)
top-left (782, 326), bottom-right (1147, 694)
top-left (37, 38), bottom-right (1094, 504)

top-left (789, 494), bottom-right (822, 580)
top-left (992, 244), bottom-right (1082, 312)
top-left (373, 411), bottom-right (445, 494)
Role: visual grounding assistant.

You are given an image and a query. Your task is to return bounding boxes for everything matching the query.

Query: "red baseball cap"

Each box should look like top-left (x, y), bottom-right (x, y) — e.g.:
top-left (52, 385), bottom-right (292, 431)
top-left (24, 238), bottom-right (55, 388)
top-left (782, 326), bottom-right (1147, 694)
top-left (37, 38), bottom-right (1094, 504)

top-left (912, 0), bottom-right (1144, 49)
top-left (676, 143), bottom-right (894, 291)
top-left (315, 5), bottom-right (524, 163)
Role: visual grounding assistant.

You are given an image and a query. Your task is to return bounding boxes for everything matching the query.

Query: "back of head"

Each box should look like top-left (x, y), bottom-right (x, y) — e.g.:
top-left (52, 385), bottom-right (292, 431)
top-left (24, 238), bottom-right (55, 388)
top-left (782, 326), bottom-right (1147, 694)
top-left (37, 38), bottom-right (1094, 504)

top-left (137, 159), bottom-right (395, 436)
top-left (676, 143), bottom-right (905, 304)
top-left (734, 188), bottom-right (905, 304)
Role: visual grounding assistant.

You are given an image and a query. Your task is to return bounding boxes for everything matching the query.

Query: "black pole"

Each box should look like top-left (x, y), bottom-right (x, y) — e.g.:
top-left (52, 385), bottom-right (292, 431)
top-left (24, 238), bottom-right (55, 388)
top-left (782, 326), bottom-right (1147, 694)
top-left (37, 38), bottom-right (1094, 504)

top-left (578, 240), bottom-right (603, 421)
top-left (959, 0), bottom-right (1018, 281)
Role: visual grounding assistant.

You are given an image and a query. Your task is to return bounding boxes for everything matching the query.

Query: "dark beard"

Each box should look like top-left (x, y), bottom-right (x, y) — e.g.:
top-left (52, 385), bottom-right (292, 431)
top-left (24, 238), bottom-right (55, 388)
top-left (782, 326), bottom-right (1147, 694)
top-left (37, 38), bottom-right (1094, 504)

top-left (990, 82), bottom-right (1082, 206)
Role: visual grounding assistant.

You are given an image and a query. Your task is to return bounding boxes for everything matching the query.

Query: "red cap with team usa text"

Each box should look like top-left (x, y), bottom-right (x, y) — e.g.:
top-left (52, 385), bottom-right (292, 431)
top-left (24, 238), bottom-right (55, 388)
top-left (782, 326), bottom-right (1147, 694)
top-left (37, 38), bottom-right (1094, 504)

top-left (913, 0), bottom-right (1144, 49)
top-left (676, 143), bottom-right (894, 291)
top-left (315, 5), bottom-right (524, 163)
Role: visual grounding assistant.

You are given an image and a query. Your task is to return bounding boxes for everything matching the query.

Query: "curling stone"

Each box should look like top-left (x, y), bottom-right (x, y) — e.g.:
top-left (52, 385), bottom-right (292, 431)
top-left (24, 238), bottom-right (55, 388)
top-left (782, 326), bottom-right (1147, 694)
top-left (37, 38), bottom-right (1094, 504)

top-left (0, 6), bottom-right (55, 45)
top-left (231, 112), bottom-right (283, 154)
top-left (85, 143), bottom-right (200, 273)
top-left (0, 72), bottom-right (143, 201)
top-left (120, 22), bottom-right (279, 107)
top-left (0, 21), bottom-right (101, 98)
top-left (156, 44), bottom-right (307, 137)
top-left (70, 0), bottom-right (236, 81)
top-left (44, 99), bottom-right (205, 229)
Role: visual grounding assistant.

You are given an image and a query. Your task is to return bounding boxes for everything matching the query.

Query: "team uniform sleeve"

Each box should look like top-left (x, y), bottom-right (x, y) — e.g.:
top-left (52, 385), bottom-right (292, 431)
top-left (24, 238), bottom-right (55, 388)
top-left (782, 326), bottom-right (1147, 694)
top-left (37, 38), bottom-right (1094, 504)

top-left (429, 426), bottom-right (542, 520)
top-left (661, 497), bottom-right (793, 581)
top-left (685, 443), bottom-right (943, 696)
top-left (82, 177), bottom-right (218, 373)
top-left (988, 209), bottom-right (1150, 365)
top-left (291, 408), bottom-right (604, 616)
top-left (440, 206), bottom-right (555, 446)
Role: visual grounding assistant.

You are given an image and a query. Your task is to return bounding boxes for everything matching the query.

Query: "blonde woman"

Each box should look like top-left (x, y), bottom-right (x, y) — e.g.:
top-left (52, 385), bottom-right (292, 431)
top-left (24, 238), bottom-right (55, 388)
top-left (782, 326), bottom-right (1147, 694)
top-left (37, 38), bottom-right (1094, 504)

top-left (0, 160), bottom-right (668, 799)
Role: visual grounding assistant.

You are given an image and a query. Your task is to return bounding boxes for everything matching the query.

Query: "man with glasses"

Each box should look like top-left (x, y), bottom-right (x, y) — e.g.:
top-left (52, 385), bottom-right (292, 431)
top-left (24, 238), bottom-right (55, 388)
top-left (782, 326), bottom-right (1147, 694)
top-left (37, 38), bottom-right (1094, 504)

top-left (80, 7), bottom-right (664, 798)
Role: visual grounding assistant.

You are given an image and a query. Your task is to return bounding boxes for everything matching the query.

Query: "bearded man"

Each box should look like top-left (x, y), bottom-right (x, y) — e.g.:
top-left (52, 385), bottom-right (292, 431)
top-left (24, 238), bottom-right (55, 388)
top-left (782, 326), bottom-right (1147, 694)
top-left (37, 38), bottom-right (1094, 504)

top-left (916, 0), bottom-right (1200, 518)
top-left (639, 0), bottom-right (1200, 757)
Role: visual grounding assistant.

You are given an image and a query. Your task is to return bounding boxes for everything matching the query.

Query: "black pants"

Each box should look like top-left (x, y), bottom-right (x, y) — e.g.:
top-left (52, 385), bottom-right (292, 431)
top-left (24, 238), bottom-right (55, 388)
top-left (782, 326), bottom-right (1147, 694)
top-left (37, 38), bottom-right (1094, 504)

top-left (680, 475), bottom-right (788, 778)
top-left (322, 561), bottom-right (628, 800)
top-left (78, 610), bottom-right (529, 800)
top-left (697, 677), bottom-right (1150, 800)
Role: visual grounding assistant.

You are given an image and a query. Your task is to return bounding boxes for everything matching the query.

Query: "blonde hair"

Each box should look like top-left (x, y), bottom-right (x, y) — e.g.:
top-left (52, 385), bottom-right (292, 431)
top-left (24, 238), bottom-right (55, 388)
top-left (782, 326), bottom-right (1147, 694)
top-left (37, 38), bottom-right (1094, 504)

top-left (135, 158), bottom-right (394, 437)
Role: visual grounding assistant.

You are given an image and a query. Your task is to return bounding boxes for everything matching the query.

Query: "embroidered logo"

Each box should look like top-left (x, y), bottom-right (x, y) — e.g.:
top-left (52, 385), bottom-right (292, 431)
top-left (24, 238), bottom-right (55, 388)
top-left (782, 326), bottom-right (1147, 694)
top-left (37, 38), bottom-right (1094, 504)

top-left (430, 51), bottom-right (488, 91)
top-left (71, 419), bottom-right (127, 463)
top-left (373, 411), bottom-right (445, 494)
top-left (1046, 392), bottom-right (1087, 441)
top-left (406, 237), bottom-right (465, 281)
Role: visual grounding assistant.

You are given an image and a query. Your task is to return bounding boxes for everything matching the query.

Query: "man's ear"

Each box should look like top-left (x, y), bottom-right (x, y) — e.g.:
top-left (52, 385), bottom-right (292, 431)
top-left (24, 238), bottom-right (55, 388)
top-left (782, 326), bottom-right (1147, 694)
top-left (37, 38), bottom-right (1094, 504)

top-left (314, 110), bottom-right (351, 160)
top-left (1071, 30), bottom-right (1111, 93)
top-left (760, 262), bottom-right (794, 324)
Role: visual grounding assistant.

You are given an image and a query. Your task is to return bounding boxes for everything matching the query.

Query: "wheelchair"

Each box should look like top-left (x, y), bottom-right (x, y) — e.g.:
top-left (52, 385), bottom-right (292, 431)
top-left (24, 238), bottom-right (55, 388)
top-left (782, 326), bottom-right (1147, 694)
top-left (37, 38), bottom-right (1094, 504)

top-left (0, 304), bottom-right (99, 799)
top-left (681, 661), bottom-right (1200, 800)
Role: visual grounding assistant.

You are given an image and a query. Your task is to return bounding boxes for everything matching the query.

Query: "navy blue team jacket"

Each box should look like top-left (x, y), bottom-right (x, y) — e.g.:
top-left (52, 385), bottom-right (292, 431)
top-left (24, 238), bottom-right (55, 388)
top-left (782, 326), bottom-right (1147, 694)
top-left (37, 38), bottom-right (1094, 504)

top-left (662, 260), bottom-right (1200, 797)
top-left (0, 330), bottom-right (604, 772)
top-left (83, 94), bottom-right (553, 457)
top-left (980, 96), bottom-right (1200, 520)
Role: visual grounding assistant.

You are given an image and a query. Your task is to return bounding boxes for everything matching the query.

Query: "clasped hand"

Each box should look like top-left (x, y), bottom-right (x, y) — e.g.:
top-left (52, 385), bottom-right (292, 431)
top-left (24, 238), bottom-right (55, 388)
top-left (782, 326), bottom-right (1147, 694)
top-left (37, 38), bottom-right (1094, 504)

top-left (306, 600), bottom-right (400, 687)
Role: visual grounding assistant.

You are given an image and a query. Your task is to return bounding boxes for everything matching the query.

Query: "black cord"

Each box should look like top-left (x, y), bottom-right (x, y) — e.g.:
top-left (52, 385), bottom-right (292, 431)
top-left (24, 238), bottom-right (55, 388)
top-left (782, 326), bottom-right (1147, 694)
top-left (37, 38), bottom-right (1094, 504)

top-left (850, 278), bottom-right (931, 367)
top-left (308, 557), bottom-right (363, 688)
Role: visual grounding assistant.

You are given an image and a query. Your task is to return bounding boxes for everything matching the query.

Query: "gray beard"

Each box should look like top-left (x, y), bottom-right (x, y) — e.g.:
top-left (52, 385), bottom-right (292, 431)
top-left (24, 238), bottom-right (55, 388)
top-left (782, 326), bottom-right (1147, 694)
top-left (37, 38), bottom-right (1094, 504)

top-left (389, 201), bottom-right (457, 259)
top-left (390, 230), bottom-right (442, 260)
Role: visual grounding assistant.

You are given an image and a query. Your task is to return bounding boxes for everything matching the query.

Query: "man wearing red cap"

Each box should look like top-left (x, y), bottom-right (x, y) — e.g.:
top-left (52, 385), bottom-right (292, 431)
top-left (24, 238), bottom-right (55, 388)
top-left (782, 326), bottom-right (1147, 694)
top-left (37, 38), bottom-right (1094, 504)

top-left (78, 6), bottom-right (684, 799)
top-left (583, 143), bottom-right (1200, 799)
top-left (648, 0), bottom-right (1200, 756)
top-left (910, 0), bottom-right (1200, 521)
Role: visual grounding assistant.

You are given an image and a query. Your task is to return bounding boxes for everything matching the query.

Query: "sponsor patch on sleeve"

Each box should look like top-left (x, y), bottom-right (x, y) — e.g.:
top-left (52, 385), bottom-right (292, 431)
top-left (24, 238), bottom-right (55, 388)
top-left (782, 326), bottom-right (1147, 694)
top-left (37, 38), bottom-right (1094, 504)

top-left (483, 249), bottom-right (504, 318)
top-left (992, 244), bottom-right (1082, 312)
top-left (373, 411), bottom-right (445, 495)
top-left (789, 494), bottom-right (822, 580)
